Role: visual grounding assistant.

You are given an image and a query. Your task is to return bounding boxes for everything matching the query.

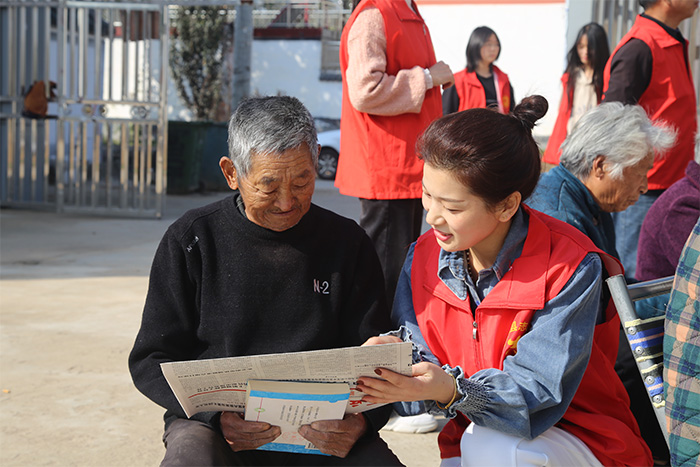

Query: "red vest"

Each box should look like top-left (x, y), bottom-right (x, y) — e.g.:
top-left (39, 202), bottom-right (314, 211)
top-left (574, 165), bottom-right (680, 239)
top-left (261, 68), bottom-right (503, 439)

top-left (411, 207), bottom-right (652, 466)
top-left (453, 65), bottom-right (511, 113)
top-left (604, 15), bottom-right (697, 190)
top-left (336, 0), bottom-right (442, 199)
top-left (543, 73), bottom-right (572, 165)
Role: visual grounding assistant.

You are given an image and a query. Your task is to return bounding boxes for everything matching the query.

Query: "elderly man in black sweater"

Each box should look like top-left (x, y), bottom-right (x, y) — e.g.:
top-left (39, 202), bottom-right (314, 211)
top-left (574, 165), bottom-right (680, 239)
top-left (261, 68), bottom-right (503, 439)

top-left (129, 96), bottom-right (401, 466)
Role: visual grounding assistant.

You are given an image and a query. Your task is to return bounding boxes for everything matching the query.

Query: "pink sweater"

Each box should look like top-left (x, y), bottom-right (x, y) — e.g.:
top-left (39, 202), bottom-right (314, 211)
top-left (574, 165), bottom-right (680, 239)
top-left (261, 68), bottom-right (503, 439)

top-left (345, 6), bottom-right (432, 116)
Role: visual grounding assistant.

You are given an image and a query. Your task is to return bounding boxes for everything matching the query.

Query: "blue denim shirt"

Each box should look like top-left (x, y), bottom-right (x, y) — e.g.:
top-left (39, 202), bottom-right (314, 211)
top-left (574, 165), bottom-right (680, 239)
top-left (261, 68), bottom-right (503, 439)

top-left (528, 165), bottom-right (619, 259)
top-left (391, 208), bottom-right (605, 439)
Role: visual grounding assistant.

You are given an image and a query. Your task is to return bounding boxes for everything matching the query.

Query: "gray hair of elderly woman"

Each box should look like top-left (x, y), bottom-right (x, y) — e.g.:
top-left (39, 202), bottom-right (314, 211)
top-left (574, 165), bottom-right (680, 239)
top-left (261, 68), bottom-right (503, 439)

top-left (560, 102), bottom-right (676, 180)
top-left (227, 96), bottom-right (319, 178)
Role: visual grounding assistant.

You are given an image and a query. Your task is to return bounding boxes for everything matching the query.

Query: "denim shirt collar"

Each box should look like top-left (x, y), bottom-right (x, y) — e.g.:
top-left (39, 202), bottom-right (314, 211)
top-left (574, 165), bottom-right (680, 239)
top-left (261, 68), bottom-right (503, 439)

top-left (556, 165), bottom-right (606, 225)
top-left (437, 208), bottom-right (529, 302)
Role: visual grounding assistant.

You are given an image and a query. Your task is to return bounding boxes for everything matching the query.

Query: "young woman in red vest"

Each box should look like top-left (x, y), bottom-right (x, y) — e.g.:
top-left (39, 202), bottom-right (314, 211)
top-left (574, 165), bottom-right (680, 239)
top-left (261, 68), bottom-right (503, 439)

top-left (543, 23), bottom-right (610, 167)
top-left (442, 26), bottom-right (513, 115)
top-left (357, 95), bottom-right (651, 466)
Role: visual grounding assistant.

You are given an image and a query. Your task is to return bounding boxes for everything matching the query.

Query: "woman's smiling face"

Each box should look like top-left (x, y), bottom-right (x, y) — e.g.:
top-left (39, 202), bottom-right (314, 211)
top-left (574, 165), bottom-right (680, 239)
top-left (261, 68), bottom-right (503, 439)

top-left (421, 163), bottom-right (504, 253)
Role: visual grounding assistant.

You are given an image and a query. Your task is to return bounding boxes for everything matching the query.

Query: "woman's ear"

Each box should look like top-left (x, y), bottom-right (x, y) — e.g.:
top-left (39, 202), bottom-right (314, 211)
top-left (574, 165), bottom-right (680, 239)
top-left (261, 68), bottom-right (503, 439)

top-left (219, 157), bottom-right (239, 191)
top-left (592, 155), bottom-right (607, 179)
top-left (498, 191), bottom-right (521, 222)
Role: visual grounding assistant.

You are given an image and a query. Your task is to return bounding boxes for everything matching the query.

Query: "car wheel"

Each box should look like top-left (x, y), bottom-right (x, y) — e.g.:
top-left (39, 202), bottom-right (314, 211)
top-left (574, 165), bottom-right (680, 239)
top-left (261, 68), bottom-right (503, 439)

top-left (317, 147), bottom-right (339, 180)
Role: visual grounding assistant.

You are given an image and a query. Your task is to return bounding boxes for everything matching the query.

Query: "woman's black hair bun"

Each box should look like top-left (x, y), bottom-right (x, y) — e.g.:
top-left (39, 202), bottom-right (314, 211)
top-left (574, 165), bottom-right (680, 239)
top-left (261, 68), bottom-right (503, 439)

top-left (512, 95), bottom-right (548, 131)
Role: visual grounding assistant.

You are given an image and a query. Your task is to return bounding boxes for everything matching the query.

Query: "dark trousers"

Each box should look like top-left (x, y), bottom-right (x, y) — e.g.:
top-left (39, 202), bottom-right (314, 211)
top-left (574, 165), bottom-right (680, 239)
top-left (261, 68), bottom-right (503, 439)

top-left (359, 198), bottom-right (424, 310)
top-left (161, 418), bottom-right (403, 466)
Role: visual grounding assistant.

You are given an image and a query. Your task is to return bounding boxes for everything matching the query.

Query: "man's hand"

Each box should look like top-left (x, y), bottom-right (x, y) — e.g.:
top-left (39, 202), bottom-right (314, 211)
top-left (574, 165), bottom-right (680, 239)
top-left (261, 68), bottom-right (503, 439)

top-left (220, 411), bottom-right (281, 452)
top-left (429, 61), bottom-right (455, 89)
top-left (298, 413), bottom-right (368, 458)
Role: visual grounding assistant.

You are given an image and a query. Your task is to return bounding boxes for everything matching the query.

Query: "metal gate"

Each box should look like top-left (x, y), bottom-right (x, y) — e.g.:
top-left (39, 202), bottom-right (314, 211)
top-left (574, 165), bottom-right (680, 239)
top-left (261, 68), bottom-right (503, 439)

top-left (1, 0), bottom-right (169, 218)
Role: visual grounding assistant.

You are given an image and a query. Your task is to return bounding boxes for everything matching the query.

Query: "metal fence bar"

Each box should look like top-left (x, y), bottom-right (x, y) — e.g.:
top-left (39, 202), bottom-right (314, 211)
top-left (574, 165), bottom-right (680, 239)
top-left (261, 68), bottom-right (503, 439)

top-left (16, 6), bottom-right (27, 201)
top-left (68, 7), bottom-right (76, 100)
top-left (2, 0), bottom-right (168, 217)
top-left (156, 5), bottom-right (168, 212)
top-left (121, 9), bottom-right (128, 101)
top-left (107, 9), bottom-right (114, 101)
top-left (56, 2), bottom-right (66, 212)
top-left (42, 4), bottom-right (51, 203)
top-left (30, 118), bottom-right (37, 200)
top-left (105, 122), bottom-right (113, 208)
top-left (30, 5), bottom-right (38, 81)
top-left (43, 120), bottom-right (50, 202)
top-left (4, 6), bottom-right (15, 202)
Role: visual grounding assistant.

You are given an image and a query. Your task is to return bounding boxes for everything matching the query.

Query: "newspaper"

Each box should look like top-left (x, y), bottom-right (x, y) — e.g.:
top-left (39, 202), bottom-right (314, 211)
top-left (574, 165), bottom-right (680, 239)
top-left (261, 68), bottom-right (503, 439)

top-left (160, 342), bottom-right (413, 418)
top-left (244, 380), bottom-right (350, 455)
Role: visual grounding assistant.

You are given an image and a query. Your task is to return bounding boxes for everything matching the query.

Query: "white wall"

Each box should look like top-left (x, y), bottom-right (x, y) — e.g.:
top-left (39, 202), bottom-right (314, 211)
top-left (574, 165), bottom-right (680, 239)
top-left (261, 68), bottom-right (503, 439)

top-left (420, 2), bottom-right (569, 138)
top-left (168, 39), bottom-right (344, 122)
top-left (250, 39), bottom-right (343, 120)
top-left (168, 1), bottom-right (578, 140)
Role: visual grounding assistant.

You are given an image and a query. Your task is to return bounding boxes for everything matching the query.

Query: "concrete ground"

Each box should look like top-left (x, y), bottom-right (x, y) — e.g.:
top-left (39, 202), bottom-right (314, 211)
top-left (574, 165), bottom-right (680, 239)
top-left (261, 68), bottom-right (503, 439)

top-left (0, 180), bottom-right (444, 466)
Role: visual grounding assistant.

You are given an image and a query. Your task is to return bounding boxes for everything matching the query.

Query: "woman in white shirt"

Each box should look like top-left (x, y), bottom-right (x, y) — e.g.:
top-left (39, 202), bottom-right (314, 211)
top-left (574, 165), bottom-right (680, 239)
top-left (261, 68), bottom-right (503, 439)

top-left (543, 23), bottom-right (610, 167)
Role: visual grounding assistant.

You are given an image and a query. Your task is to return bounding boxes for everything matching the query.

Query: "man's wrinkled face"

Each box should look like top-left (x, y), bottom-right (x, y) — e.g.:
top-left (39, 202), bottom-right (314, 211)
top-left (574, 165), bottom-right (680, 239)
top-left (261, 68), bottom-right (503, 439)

top-left (222, 145), bottom-right (316, 231)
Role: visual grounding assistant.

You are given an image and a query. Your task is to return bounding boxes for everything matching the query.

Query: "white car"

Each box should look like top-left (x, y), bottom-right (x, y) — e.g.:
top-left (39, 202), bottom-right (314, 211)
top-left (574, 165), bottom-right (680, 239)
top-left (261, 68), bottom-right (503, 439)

top-left (316, 128), bottom-right (341, 180)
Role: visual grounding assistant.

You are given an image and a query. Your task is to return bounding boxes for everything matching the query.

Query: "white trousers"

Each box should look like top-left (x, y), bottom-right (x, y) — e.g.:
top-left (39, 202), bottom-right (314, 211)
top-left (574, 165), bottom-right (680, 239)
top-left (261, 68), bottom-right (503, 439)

top-left (439, 423), bottom-right (604, 467)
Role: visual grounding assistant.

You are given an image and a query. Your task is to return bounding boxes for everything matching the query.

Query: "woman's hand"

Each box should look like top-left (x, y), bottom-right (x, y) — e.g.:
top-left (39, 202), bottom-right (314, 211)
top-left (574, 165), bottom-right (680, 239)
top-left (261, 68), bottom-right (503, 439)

top-left (361, 335), bottom-right (402, 346)
top-left (356, 362), bottom-right (456, 405)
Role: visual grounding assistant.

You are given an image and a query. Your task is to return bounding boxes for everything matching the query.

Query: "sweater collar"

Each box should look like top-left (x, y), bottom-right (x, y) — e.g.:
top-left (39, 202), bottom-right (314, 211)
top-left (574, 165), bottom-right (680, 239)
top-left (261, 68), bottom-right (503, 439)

top-left (227, 191), bottom-right (317, 241)
top-left (640, 12), bottom-right (686, 43)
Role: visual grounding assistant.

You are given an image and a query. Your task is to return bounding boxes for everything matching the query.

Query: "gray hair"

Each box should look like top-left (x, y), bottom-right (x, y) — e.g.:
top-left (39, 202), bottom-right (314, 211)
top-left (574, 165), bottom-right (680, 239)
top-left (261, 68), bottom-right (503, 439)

top-left (227, 96), bottom-right (319, 178)
top-left (560, 102), bottom-right (676, 180)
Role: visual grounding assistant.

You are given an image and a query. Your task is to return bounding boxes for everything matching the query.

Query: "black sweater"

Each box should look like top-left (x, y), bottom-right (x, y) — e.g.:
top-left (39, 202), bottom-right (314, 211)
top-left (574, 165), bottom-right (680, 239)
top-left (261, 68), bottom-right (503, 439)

top-left (129, 194), bottom-right (392, 432)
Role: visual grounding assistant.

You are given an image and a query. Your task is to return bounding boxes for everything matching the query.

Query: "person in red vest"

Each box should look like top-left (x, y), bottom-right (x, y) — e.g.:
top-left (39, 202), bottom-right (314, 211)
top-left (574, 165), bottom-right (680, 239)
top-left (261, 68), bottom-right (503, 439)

top-left (442, 26), bottom-right (514, 115)
top-left (337, 0), bottom-right (453, 434)
top-left (356, 96), bottom-right (652, 466)
top-left (602, 0), bottom-right (697, 281)
top-left (337, 0), bottom-right (453, 311)
top-left (542, 23), bottom-right (610, 168)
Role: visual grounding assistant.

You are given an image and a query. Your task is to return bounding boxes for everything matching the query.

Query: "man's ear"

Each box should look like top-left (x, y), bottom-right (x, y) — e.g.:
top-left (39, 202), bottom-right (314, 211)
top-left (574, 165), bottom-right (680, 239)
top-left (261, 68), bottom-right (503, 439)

top-left (219, 157), bottom-right (239, 191)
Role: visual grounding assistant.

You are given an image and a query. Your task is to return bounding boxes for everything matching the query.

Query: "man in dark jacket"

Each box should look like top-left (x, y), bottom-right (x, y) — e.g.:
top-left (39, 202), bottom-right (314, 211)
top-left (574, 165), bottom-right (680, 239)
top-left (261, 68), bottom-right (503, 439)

top-left (129, 96), bottom-right (401, 466)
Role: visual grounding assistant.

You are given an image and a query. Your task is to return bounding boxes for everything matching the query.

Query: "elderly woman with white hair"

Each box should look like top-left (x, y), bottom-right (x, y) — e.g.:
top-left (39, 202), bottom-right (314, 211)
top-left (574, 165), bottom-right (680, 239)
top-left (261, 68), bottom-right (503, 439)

top-left (529, 102), bottom-right (675, 258)
top-left (528, 101), bottom-right (676, 465)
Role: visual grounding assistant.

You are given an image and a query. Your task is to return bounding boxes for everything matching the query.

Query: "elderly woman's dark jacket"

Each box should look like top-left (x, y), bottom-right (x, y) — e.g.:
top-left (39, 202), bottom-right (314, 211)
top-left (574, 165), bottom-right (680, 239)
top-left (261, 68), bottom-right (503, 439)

top-left (528, 165), bottom-right (619, 259)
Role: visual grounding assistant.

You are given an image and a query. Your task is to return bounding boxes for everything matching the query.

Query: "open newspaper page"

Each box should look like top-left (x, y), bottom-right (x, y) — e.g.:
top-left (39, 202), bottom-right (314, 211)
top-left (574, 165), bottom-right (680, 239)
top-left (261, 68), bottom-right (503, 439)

top-left (244, 380), bottom-right (349, 455)
top-left (160, 342), bottom-right (413, 418)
